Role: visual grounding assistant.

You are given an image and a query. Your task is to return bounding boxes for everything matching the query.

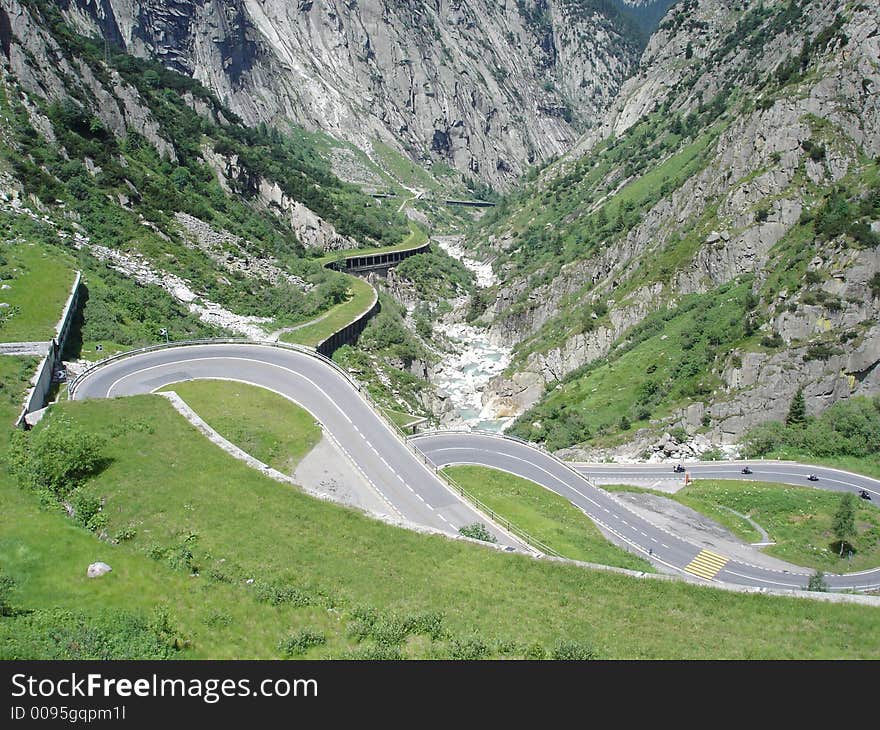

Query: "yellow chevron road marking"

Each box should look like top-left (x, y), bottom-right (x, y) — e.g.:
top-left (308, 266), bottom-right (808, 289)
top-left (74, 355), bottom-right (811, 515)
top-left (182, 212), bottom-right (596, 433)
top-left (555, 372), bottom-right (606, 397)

top-left (684, 550), bottom-right (729, 581)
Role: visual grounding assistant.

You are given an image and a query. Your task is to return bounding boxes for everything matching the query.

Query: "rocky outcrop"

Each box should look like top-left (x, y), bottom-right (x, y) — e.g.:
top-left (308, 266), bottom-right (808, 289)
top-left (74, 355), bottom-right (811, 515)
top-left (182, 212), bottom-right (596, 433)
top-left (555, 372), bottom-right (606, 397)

top-left (62, 0), bottom-right (644, 188)
top-left (258, 180), bottom-right (358, 252)
top-left (2, 0), bottom-right (177, 159)
top-left (480, 0), bottom-right (880, 441)
top-left (173, 212), bottom-right (311, 286)
top-left (710, 324), bottom-right (880, 442)
top-left (200, 144), bottom-right (358, 252)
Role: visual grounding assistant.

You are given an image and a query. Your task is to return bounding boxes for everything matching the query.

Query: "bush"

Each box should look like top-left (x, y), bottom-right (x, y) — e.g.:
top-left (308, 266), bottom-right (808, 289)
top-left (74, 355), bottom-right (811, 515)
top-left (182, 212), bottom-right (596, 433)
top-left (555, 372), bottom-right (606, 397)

top-left (761, 332), bottom-right (784, 348)
top-left (458, 523), bottom-right (497, 543)
top-left (0, 573), bottom-right (16, 617)
top-left (742, 396), bottom-right (880, 459)
top-left (803, 341), bottom-right (840, 361)
top-left (1, 608), bottom-right (183, 659)
top-left (807, 571), bottom-right (828, 592)
top-left (69, 488), bottom-right (107, 532)
top-left (551, 640), bottom-right (596, 660)
top-left (345, 607), bottom-right (439, 646)
top-left (8, 414), bottom-right (106, 499)
top-left (449, 637), bottom-right (489, 660)
top-left (277, 629), bottom-right (326, 657)
top-left (669, 426), bottom-right (688, 444)
top-left (403, 612), bottom-right (446, 640)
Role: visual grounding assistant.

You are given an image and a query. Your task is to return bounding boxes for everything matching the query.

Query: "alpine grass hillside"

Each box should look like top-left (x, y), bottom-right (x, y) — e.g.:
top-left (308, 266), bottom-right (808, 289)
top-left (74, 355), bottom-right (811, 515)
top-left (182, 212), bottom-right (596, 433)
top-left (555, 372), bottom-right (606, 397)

top-left (472, 0), bottom-right (880, 458)
top-left (2, 0), bottom-right (880, 669)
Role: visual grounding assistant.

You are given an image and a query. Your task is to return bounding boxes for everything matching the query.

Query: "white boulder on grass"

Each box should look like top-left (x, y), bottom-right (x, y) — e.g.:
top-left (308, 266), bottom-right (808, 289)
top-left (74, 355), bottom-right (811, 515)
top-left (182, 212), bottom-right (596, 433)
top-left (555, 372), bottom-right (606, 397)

top-left (87, 562), bottom-right (112, 578)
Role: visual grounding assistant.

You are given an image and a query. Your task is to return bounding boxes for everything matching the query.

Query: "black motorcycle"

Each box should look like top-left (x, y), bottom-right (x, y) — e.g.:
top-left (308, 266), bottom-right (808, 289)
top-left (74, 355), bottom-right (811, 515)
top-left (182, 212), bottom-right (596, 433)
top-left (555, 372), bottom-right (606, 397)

top-left (859, 489), bottom-right (872, 501)
top-left (741, 467), bottom-right (753, 475)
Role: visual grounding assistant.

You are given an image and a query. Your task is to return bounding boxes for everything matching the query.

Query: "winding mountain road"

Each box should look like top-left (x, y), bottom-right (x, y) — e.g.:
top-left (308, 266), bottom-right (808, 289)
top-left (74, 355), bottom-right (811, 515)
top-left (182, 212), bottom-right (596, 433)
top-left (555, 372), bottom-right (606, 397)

top-left (70, 341), bottom-right (880, 592)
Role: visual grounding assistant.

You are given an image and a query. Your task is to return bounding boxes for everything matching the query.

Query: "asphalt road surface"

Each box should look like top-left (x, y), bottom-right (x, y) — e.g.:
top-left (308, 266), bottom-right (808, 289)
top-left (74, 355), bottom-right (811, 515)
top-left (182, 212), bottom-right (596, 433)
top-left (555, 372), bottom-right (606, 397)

top-left (573, 462), bottom-right (880, 499)
top-left (72, 342), bottom-right (880, 592)
top-left (72, 343), bottom-right (518, 547)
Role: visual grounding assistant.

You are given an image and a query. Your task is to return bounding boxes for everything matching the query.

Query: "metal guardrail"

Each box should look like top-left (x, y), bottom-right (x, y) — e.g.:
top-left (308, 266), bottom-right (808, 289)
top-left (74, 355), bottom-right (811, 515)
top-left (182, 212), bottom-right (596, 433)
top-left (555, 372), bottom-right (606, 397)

top-left (68, 338), bottom-right (361, 398)
top-left (67, 337), bottom-right (552, 555)
top-left (439, 471), bottom-right (563, 558)
top-left (411, 427), bottom-right (608, 490)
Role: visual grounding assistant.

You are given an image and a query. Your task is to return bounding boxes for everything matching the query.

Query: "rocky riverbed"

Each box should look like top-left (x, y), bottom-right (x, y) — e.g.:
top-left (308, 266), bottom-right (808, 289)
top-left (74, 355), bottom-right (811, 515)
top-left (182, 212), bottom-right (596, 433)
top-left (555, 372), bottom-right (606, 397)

top-left (430, 237), bottom-right (516, 432)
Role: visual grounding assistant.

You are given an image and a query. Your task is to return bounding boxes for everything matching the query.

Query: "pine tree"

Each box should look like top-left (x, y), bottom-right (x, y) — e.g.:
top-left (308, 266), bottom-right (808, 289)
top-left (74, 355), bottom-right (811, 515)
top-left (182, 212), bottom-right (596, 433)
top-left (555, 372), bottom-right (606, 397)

top-left (786, 388), bottom-right (806, 425)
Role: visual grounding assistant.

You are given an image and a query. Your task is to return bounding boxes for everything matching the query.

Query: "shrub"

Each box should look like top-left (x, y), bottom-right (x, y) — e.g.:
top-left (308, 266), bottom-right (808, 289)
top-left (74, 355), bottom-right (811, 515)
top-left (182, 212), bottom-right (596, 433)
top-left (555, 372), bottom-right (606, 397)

top-left (449, 637), bottom-right (489, 660)
top-left (165, 533), bottom-right (200, 574)
top-left (0, 573), bottom-right (16, 617)
top-left (761, 332), bottom-right (784, 348)
top-left (8, 414), bottom-right (106, 499)
top-left (278, 629), bottom-right (326, 657)
top-left (458, 523), bottom-right (497, 543)
top-left (669, 426), bottom-right (688, 444)
top-left (1, 608), bottom-right (183, 659)
top-left (742, 396), bottom-right (880, 459)
top-left (803, 341), bottom-right (840, 361)
top-left (69, 488), bottom-right (104, 530)
top-left (807, 571), bottom-right (828, 592)
top-left (403, 612), bottom-right (446, 640)
top-left (551, 640), bottom-right (596, 660)
top-left (801, 140), bottom-right (826, 162)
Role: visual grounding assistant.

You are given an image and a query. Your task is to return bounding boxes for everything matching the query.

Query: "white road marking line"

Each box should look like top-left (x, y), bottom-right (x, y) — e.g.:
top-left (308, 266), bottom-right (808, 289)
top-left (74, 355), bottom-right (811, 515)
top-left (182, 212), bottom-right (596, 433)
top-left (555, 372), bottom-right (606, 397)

top-left (84, 346), bottom-right (880, 589)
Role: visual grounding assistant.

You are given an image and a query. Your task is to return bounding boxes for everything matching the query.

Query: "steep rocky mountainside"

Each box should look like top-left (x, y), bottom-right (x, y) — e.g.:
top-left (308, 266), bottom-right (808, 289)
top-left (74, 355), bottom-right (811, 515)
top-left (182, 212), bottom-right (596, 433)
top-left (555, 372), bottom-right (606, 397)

top-left (58, 0), bottom-right (647, 188)
top-left (473, 0), bottom-right (880, 454)
top-left (0, 0), bottom-right (410, 345)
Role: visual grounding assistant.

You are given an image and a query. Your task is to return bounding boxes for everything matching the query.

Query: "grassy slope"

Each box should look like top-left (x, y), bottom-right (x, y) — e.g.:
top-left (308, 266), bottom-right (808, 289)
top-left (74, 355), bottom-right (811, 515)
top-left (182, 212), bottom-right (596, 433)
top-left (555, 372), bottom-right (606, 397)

top-left (0, 240), bottom-right (75, 342)
top-left (158, 380), bottom-right (321, 473)
top-left (281, 276), bottom-right (375, 347)
top-left (3, 397), bottom-right (880, 657)
top-left (381, 407), bottom-right (423, 430)
top-left (443, 465), bottom-right (653, 572)
top-left (0, 356), bottom-right (38, 419)
top-left (510, 281), bottom-right (754, 450)
top-left (605, 480), bottom-right (880, 572)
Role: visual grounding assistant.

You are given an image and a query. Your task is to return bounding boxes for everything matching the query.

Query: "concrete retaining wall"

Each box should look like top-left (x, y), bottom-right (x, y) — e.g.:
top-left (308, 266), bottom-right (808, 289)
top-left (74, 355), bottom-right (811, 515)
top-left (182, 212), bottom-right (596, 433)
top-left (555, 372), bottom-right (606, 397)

top-left (315, 242), bottom-right (428, 357)
top-left (330, 241), bottom-right (430, 273)
top-left (15, 271), bottom-right (82, 427)
top-left (315, 287), bottom-right (380, 358)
